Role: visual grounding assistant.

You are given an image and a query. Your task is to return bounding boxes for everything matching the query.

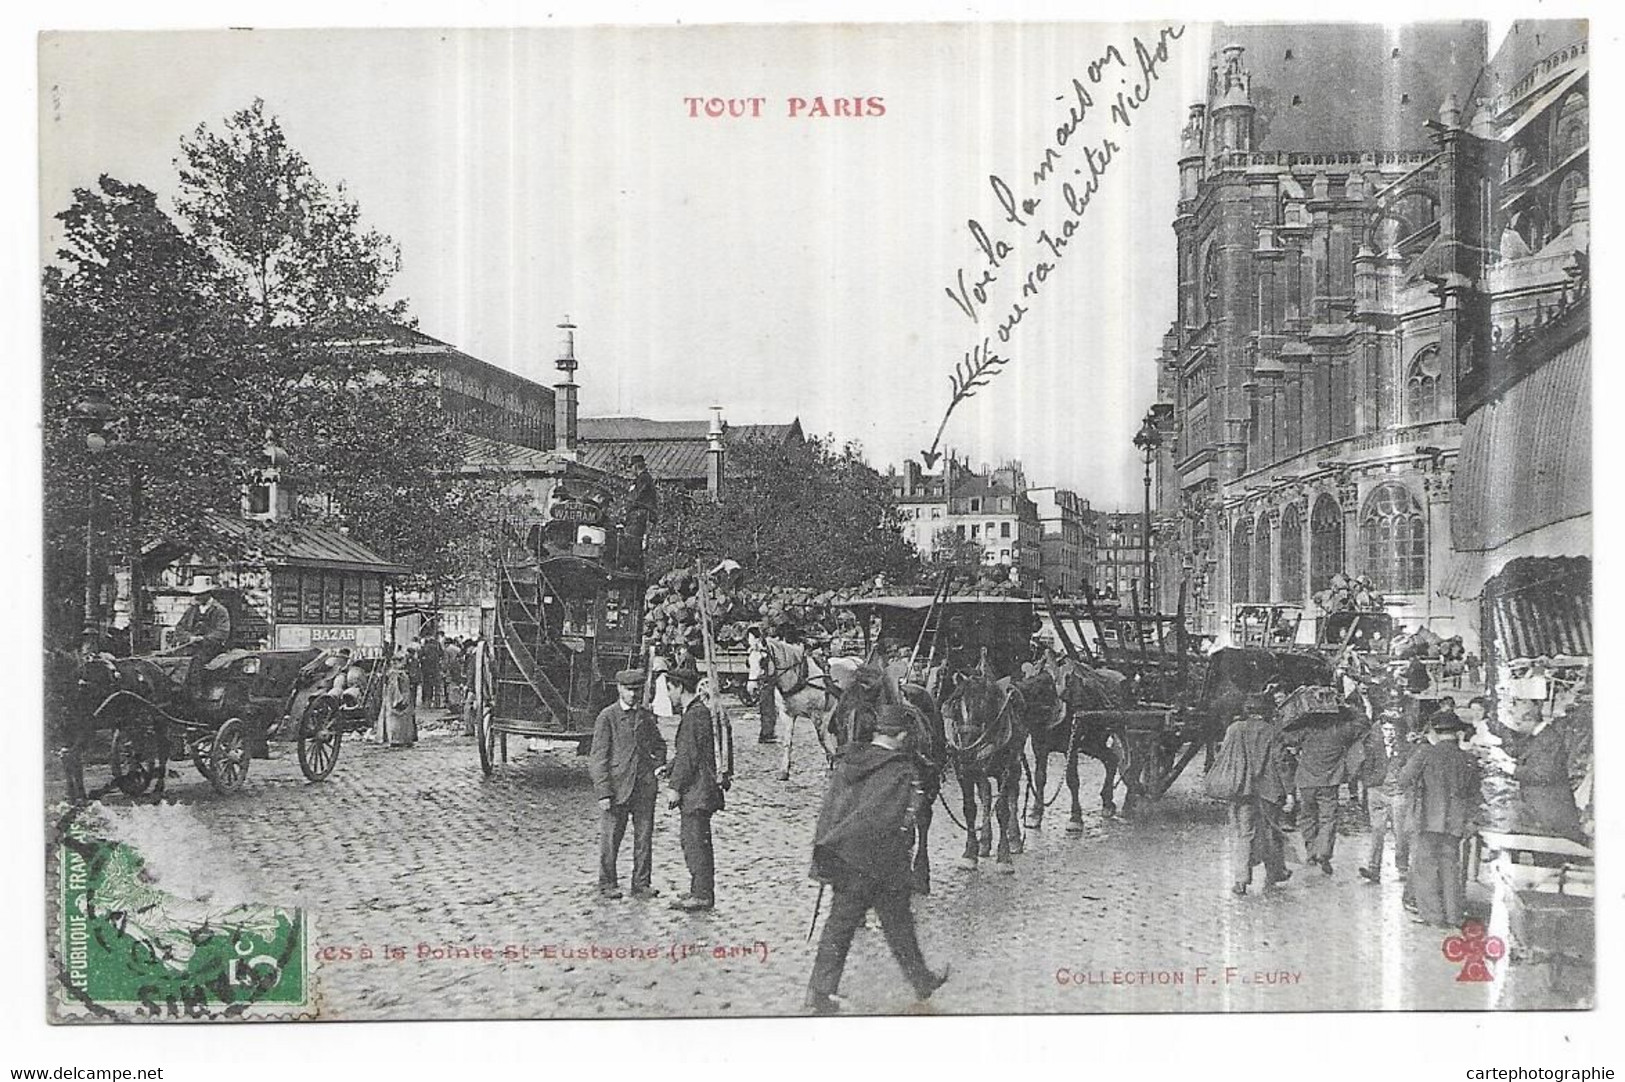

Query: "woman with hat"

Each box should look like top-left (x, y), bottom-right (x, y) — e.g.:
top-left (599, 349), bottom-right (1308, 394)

top-left (1398, 710), bottom-right (1480, 927)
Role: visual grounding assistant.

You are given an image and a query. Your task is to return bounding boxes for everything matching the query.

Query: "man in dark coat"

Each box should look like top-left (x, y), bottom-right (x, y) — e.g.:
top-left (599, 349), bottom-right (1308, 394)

top-left (165, 578), bottom-right (232, 697)
top-left (419, 634), bottom-right (443, 707)
top-left (806, 705), bottom-right (949, 1014)
top-left (589, 669), bottom-right (668, 900)
top-left (666, 666), bottom-right (723, 911)
top-left (1357, 712), bottom-right (1415, 883)
top-left (621, 454), bottom-right (659, 569)
top-left (1218, 693), bottom-right (1292, 896)
top-left (1399, 711), bottom-right (1480, 927)
top-left (1499, 700), bottom-right (1585, 841)
top-left (1291, 706), bottom-right (1367, 874)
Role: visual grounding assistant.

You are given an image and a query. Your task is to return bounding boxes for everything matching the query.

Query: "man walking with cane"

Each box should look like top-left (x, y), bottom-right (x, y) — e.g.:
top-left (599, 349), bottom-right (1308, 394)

top-left (805, 705), bottom-right (949, 1015)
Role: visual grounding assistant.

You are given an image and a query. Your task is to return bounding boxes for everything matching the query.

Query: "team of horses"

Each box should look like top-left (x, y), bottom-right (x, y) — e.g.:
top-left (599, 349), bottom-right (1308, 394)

top-left (747, 637), bottom-right (1135, 883)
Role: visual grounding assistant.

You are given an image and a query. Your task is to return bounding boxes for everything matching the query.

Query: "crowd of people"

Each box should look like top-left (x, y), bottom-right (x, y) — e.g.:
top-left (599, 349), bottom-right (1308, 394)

top-left (1215, 653), bottom-right (1591, 932)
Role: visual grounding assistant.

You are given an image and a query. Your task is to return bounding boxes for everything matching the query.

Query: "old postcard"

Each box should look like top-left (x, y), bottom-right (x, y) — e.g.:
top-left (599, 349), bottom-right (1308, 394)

top-left (38, 16), bottom-right (1593, 1022)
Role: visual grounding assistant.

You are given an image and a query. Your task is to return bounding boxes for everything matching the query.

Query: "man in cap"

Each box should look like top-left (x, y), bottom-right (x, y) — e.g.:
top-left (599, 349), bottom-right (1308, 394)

top-left (806, 704), bottom-right (948, 1014)
top-left (588, 668), bottom-right (668, 900)
top-left (621, 454), bottom-right (659, 569)
top-left (1399, 710), bottom-right (1480, 927)
top-left (1356, 706), bottom-right (1416, 884)
top-left (1216, 693), bottom-right (1293, 896)
top-left (665, 665), bottom-right (723, 911)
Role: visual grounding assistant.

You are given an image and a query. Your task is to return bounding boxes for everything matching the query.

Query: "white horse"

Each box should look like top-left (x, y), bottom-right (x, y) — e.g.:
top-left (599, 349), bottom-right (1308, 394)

top-left (746, 638), bottom-right (862, 780)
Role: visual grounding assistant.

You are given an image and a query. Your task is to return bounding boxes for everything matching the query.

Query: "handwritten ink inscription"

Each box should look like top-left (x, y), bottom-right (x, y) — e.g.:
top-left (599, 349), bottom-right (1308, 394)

top-left (684, 96), bottom-right (886, 118)
top-left (923, 23), bottom-right (1186, 467)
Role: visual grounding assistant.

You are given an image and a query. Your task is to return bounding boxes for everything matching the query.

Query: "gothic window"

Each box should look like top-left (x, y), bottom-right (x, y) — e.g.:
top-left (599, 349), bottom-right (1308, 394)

top-left (1407, 345), bottom-right (1443, 422)
top-left (1279, 504), bottom-right (1304, 600)
top-left (1555, 169), bottom-right (1586, 231)
top-left (1253, 516), bottom-right (1273, 603)
top-left (1231, 517), bottom-right (1252, 604)
top-left (1552, 91), bottom-right (1588, 162)
top-left (1309, 495), bottom-right (1343, 593)
top-left (1361, 483), bottom-right (1426, 593)
top-left (1201, 243), bottom-right (1220, 324)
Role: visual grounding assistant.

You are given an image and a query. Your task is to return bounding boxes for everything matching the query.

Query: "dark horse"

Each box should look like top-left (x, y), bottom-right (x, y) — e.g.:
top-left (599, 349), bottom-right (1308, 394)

top-left (66, 653), bottom-right (179, 800)
top-left (939, 668), bottom-right (1029, 874)
top-left (1016, 654), bottom-right (1126, 830)
top-left (826, 665), bottom-right (947, 894)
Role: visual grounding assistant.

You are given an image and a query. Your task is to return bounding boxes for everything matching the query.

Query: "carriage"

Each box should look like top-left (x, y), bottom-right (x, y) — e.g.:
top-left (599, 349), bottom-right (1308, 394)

top-left (467, 461), bottom-right (648, 774)
top-left (66, 645), bottom-right (361, 799)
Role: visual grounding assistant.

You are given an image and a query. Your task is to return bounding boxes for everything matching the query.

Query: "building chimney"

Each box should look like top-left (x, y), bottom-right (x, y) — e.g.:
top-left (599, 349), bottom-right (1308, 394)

top-left (554, 317), bottom-right (579, 453)
top-left (706, 406), bottom-right (726, 502)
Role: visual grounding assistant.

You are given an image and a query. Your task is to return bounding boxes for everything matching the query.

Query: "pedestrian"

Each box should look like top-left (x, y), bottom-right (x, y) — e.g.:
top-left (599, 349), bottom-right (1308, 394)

top-left (377, 647), bottom-right (418, 748)
top-left (1399, 711), bottom-right (1480, 927)
top-left (746, 625), bottom-right (778, 744)
top-left (1291, 703), bottom-right (1367, 875)
top-left (1215, 693), bottom-right (1293, 896)
top-left (665, 665), bottom-right (723, 912)
top-left (403, 642), bottom-right (422, 709)
top-left (1357, 710), bottom-right (1415, 883)
top-left (589, 669), bottom-right (668, 900)
top-left (443, 636), bottom-right (463, 711)
top-left (804, 704), bottom-right (949, 1015)
top-left (1491, 698), bottom-right (1585, 842)
top-left (419, 633), bottom-right (443, 708)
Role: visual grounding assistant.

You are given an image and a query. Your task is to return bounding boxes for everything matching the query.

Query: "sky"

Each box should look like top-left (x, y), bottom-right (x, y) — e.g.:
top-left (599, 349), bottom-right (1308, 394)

top-left (38, 21), bottom-right (1213, 508)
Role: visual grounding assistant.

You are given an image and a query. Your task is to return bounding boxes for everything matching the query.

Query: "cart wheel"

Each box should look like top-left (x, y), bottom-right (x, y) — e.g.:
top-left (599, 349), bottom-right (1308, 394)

top-left (110, 727), bottom-right (161, 797)
top-left (297, 700), bottom-right (343, 782)
top-left (208, 718), bottom-right (251, 793)
top-left (476, 701), bottom-right (496, 776)
top-left (192, 739), bottom-right (214, 778)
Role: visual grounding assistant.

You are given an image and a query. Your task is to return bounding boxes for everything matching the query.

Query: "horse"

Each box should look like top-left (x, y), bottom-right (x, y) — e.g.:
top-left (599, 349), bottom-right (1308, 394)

top-left (1015, 653), bottom-right (1126, 831)
top-left (939, 666), bottom-right (1029, 874)
top-left (746, 636), bottom-right (861, 780)
top-left (69, 653), bottom-right (178, 800)
top-left (826, 665), bottom-right (948, 894)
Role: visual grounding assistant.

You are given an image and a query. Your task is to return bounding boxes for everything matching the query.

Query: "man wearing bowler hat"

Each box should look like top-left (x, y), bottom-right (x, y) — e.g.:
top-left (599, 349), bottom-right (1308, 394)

top-left (1399, 709), bottom-right (1480, 927)
top-left (589, 668), bottom-right (668, 900)
top-left (665, 665), bottom-right (723, 911)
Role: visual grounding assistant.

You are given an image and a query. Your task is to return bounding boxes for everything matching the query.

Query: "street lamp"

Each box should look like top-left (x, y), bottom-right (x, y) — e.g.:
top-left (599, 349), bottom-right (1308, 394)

top-left (1132, 411), bottom-right (1163, 609)
top-left (72, 387), bottom-right (117, 648)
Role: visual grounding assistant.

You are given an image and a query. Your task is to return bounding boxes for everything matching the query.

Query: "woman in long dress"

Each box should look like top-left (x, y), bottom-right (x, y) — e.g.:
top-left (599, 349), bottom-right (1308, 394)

top-left (378, 655), bottom-right (418, 748)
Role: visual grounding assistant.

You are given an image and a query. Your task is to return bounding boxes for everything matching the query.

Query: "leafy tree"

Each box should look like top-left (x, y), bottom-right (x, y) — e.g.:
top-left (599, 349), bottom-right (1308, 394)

top-left (647, 433), bottom-right (921, 588)
top-left (929, 526), bottom-right (990, 578)
top-left (42, 176), bottom-right (257, 647)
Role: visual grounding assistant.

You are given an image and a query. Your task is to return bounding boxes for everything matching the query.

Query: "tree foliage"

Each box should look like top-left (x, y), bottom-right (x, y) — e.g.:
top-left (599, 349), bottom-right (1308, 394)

top-left (646, 434), bottom-right (920, 589)
top-left (42, 101), bottom-right (486, 646)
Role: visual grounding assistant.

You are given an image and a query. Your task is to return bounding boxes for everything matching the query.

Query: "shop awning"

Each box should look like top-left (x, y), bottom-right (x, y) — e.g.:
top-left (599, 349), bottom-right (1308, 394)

top-left (1482, 556), bottom-right (1591, 659)
top-left (1449, 335), bottom-right (1590, 559)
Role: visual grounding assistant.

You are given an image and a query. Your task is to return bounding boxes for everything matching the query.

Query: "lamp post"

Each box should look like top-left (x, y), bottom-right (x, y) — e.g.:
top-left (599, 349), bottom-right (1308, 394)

top-left (72, 387), bottom-right (117, 648)
top-left (1132, 411), bottom-right (1163, 609)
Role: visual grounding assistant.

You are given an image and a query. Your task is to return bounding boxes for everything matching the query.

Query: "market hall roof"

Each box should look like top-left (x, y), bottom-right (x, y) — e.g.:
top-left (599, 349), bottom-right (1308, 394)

top-left (204, 513), bottom-right (410, 575)
top-left (576, 416), bottom-right (804, 484)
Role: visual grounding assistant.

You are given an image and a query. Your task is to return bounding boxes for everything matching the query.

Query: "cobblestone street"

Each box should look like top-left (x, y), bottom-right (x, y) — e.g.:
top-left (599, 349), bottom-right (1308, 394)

top-left (61, 706), bottom-right (1582, 1019)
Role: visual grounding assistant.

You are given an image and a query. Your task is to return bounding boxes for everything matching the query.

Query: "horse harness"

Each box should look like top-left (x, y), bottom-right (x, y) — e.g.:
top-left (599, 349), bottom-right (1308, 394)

top-left (943, 681), bottom-right (1019, 766)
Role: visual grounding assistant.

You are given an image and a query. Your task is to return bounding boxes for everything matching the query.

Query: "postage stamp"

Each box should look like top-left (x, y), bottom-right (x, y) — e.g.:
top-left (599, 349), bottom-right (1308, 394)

top-left (50, 806), bottom-right (310, 1021)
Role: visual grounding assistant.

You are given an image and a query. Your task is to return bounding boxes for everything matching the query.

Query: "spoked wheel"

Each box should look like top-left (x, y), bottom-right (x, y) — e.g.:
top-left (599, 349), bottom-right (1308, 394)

top-left (110, 726), bottom-right (162, 797)
top-left (192, 738), bottom-right (214, 778)
top-left (472, 643), bottom-right (497, 777)
top-left (297, 699), bottom-right (343, 782)
top-left (207, 717), bottom-right (250, 793)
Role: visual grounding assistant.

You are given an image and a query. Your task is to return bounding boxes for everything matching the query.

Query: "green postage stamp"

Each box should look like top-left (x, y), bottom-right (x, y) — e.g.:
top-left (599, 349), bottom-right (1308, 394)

top-left (52, 810), bottom-right (310, 1021)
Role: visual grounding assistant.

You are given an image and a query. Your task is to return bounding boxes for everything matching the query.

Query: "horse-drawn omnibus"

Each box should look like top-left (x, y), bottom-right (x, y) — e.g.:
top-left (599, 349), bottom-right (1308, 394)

top-left (466, 458), bottom-right (648, 774)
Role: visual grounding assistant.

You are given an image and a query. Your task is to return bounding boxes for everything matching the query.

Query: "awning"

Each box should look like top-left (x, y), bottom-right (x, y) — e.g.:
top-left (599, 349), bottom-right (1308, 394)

top-left (1482, 556), bottom-right (1591, 659)
top-left (1439, 515), bottom-right (1591, 600)
top-left (1450, 335), bottom-right (1589, 556)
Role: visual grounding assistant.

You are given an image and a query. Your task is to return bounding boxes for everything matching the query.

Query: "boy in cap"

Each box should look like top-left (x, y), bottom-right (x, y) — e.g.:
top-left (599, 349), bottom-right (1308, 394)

top-left (665, 666), bottom-right (723, 911)
top-left (806, 704), bottom-right (948, 1014)
top-left (1217, 693), bottom-right (1293, 896)
top-left (589, 668), bottom-right (668, 900)
top-left (1398, 710), bottom-right (1480, 927)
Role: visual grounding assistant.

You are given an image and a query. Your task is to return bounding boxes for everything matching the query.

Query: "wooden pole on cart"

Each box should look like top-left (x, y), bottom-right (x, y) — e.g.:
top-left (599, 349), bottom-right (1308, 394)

top-left (907, 570), bottom-right (953, 683)
top-left (694, 562), bottom-right (733, 788)
top-left (1082, 583), bottom-right (1113, 669)
top-left (1039, 582), bottom-right (1083, 664)
top-left (1130, 581), bottom-right (1153, 691)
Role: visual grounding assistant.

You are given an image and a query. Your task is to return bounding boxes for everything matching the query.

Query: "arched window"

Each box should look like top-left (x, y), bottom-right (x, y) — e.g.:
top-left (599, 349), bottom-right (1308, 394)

top-left (1200, 243), bottom-right (1220, 324)
top-left (1279, 504), bottom-right (1304, 600)
top-left (1309, 495), bottom-right (1343, 593)
top-left (1407, 345), bottom-right (1443, 422)
top-left (1230, 517), bottom-right (1252, 604)
top-left (1253, 516), bottom-right (1273, 602)
top-left (1361, 483), bottom-right (1426, 593)
top-left (1555, 169), bottom-right (1586, 231)
top-left (1552, 91), bottom-right (1588, 162)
